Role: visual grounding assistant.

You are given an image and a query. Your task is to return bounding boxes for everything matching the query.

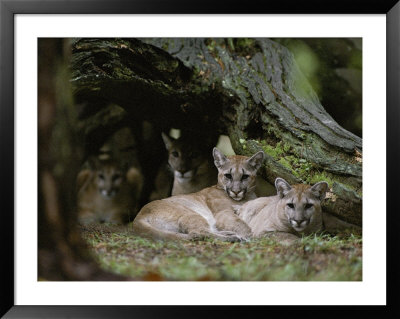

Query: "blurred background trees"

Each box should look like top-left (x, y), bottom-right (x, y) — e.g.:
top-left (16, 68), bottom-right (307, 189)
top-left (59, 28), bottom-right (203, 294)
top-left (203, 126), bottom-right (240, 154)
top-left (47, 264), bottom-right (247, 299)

top-left (274, 38), bottom-right (362, 137)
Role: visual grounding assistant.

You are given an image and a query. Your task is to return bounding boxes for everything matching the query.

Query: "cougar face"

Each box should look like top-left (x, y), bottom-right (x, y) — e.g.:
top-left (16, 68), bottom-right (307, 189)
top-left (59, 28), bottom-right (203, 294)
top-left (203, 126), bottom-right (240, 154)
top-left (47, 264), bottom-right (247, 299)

top-left (95, 164), bottom-right (124, 199)
top-left (275, 178), bottom-right (328, 232)
top-left (213, 148), bottom-right (265, 201)
top-left (162, 132), bottom-right (207, 180)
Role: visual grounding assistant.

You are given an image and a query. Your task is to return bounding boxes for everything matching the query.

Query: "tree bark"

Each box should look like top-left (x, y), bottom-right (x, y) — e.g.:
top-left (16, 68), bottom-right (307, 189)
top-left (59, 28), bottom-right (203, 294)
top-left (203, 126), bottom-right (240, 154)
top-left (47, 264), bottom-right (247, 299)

top-left (38, 38), bottom-right (127, 280)
top-left (70, 38), bottom-right (362, 226)
top-left (273, 38), bottom-right (362, 137)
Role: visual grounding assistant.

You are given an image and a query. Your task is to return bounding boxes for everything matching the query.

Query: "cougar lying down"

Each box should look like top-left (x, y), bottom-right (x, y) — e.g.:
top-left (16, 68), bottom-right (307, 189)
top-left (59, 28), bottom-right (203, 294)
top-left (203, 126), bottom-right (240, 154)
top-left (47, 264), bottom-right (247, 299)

top-left (77, 158), bottom-right (143, 225)
top-left (235, 177), bottom-right (360, 240)
top-left (132, 148), bottom-right (265, 242)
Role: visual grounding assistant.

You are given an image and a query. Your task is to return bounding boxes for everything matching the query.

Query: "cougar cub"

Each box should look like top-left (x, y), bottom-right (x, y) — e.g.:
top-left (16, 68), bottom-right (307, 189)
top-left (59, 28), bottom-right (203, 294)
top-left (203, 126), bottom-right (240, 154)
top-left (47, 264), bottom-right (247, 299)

top-left (77, 158), bottom-right (143, 225)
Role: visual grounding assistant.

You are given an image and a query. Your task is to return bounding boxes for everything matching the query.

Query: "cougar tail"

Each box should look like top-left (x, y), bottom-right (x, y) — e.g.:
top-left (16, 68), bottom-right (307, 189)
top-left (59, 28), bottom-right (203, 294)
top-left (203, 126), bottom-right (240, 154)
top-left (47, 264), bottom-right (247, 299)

top-left (131, 217), bottom-right (191, 241)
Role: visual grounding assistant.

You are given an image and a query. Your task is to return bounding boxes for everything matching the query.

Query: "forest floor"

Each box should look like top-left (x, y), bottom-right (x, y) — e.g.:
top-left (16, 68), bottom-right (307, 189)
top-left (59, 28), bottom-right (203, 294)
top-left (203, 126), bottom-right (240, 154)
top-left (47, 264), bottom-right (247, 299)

top-left (80, 224), bottom-right (362, 281)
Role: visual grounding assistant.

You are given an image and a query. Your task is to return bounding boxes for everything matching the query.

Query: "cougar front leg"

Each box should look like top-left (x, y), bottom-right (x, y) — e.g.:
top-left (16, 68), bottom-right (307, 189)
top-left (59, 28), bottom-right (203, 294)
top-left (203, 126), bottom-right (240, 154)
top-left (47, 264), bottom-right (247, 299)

top-left (106, 211), bottom-right (125, 225)
top-left (177, 213), bottom-right (241, 242)
top-left (215, 210), bottom-right (252, 240)
top-left (259, 231), bottom-right (299, 245)
top-left (78, 210), bottom-right (98, 225)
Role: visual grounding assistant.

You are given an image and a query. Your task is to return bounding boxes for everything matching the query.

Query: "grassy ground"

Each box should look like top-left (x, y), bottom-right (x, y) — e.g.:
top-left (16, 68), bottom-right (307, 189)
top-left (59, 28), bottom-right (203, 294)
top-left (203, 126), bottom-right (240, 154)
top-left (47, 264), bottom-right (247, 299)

top-left (80, 224), bottom-right (362, 281)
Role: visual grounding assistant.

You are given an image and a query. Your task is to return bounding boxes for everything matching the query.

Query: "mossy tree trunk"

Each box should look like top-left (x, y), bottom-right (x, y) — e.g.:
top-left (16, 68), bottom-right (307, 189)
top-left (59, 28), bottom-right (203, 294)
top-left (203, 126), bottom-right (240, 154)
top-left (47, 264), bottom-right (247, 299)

top-left (71, 38), bottom-right (362, 226)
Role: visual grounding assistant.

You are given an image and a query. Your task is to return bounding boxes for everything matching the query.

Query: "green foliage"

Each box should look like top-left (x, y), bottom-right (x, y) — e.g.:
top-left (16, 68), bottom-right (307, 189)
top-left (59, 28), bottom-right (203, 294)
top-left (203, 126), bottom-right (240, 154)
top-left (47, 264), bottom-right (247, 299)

top-left (348, 49), bottom-right (362, 70)
top-left (287, 41), bottom-right (322, 96)
top-left (81, 224), bottom-right (362, 281)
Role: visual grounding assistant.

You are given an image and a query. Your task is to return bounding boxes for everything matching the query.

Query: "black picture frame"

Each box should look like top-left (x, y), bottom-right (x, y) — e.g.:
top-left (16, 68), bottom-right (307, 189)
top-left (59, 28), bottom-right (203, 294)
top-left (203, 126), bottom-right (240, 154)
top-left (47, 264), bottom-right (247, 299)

top-left (1, 0), bottom-right (399, 317)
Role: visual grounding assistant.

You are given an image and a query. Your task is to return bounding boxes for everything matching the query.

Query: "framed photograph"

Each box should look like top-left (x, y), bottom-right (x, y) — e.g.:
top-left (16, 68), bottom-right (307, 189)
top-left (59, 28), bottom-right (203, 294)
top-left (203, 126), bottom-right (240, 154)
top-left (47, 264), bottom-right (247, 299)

top-left (1, 0), bottom-right (398, 317)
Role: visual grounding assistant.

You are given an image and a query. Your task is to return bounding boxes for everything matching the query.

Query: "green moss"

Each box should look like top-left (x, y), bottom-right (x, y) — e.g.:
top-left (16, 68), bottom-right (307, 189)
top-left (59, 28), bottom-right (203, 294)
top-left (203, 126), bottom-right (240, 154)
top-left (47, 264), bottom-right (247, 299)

top-left (241, 138), bottom-right (337, 186)
top-left (275, 155), bottom-right (316, 182)
top-left (256, 137), bottom-right (309, 178)
top-left (309, 172), bottom-right (335, 187)
top-left (278, 157), bottom-right (292, 170)
top-left (259, 141), bottom-right (289, 159)
top-left (283, 143), bottom-right (291, 153)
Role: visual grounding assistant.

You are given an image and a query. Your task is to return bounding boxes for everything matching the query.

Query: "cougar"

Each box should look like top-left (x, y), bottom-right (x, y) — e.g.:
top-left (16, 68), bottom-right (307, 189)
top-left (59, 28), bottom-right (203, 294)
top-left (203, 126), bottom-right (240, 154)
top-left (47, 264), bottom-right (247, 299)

top-left (235, 177), bottom-right (360, 240)
top-left (77, 158), bottom-right (143, 225)
top-left (161, 132), bottom-right (217, 196)
top-left (132, 148), bottom-right (265, 242)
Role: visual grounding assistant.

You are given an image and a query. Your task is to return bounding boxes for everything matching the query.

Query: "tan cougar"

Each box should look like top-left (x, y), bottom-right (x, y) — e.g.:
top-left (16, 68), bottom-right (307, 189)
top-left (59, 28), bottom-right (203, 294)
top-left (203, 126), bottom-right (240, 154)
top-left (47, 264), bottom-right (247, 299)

top-left (132, 148), bottom-right (265, 241)
top-left (77, 158), bottom-right (143, 225)
top-left (162, 132), bottom-right (217, 196)
top-left (235, 177), bottom-right (360, 239)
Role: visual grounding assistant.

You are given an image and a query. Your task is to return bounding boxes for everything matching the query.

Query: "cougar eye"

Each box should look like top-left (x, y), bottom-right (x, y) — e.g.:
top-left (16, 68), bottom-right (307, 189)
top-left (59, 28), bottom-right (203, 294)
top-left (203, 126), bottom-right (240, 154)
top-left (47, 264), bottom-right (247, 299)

top-left (224, 173), bottom-right (232, 179)
top-left (241, 174), bottom-right (249, 181)
top-left (305, 203), bottom-right (313, 209)
top-left (287, 203), bottom-right (294, 209)
top-left (171, 151), bottom-right (179, 158)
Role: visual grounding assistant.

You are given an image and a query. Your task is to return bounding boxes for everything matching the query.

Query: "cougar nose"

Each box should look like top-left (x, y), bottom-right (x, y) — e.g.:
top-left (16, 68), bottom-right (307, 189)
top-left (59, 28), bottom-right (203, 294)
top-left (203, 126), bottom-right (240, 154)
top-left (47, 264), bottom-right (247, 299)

top-left (101, 189), bottom-right (115, 198)
top-left (176, 170), bottom-right (186, 178)
top-left (293, 218), bottom-right (309, 225)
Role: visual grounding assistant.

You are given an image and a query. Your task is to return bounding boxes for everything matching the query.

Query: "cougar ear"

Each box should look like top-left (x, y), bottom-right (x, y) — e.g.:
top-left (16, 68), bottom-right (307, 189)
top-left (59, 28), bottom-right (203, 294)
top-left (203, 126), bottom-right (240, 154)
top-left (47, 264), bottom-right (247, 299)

top-left (246, 151), bottom-right (265, 171)
top-left (161, 132), bottom-right (175, 150)
top-left (213, 147), bottom-right (228, 169)
top-left (275, 178), bottom-right (292, 198)
top-left (310, 181), bottom-right (329, 201)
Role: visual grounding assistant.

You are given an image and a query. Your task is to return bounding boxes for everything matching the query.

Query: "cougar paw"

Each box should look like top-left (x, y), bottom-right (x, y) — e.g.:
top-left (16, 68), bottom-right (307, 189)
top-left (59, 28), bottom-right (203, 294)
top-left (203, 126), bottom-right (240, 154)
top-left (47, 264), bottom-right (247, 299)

top-left (232, 205), bottom-right (241, 214)
top-left (187, 232), bottom-right (208, 241)
top-left (219, 230), bottom-right (237, 236)
top-left (219, 231), bottom-right (249, 242)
